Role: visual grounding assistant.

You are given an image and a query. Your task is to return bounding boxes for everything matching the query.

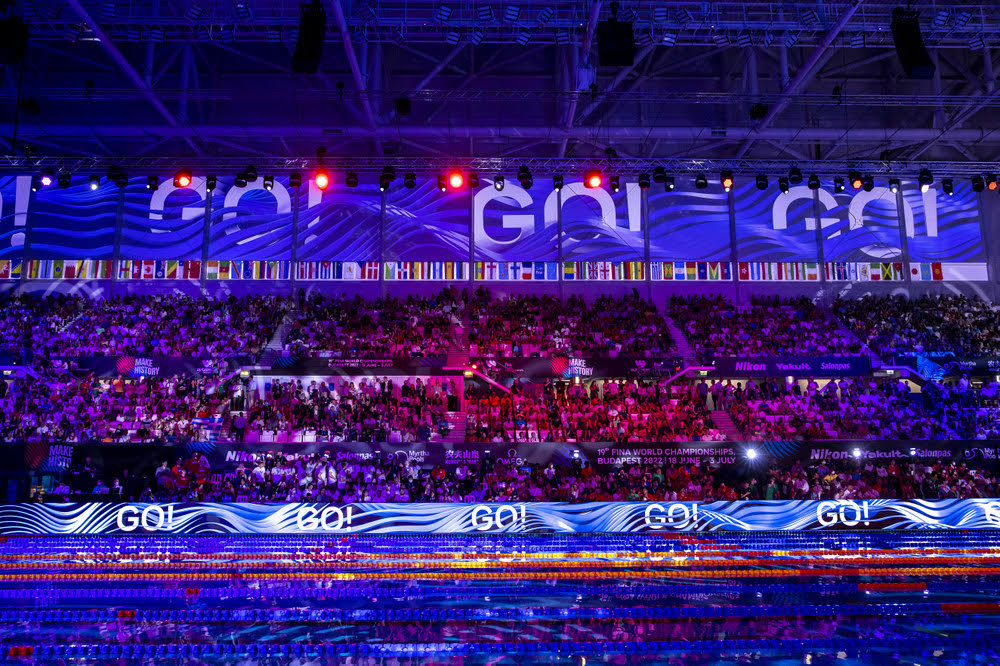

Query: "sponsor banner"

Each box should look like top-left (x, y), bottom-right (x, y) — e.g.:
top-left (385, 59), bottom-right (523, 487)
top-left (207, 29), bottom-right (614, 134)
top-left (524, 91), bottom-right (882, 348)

top-left (474, 357), bottom-right (685, 379)
top-left (267, 356), bottom-right (448, 375)
top-left (710, 356), bottom-right (870, 377)
top-left (892, 354), bottom-right (1000, 378)
top-left (55, 355), bottom-right (251, 378)
top-left (3, 499), bottom-right (1000, 534)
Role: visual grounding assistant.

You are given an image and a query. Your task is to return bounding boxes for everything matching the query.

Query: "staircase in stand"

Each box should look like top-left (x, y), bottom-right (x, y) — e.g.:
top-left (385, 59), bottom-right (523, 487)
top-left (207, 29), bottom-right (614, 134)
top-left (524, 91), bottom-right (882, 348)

top-left (711, 409), bottom-right (743, 441)
top-left (258, 309), bottom-right (297, 366)
top-left (443, 408), bottom-right (468, 443)
top-left (831, 314), bottom-right (884, 369)
top-left (446, 310), bottom-right (472, 367)
top-left (665, 315), bottom-right (697, 366)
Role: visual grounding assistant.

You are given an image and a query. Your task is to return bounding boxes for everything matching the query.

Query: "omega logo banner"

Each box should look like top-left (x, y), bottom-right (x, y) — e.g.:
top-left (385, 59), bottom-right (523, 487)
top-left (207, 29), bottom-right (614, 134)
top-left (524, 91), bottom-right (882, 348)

top-left (1, 500), bottom-right (999, 534)
top-left (710, 356), bottom-right (871, 377)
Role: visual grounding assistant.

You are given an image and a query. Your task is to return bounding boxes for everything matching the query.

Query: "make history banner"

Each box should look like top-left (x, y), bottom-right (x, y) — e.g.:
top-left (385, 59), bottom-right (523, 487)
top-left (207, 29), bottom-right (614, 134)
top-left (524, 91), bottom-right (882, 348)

top-left (3, 499), bottom-right (1000, 534)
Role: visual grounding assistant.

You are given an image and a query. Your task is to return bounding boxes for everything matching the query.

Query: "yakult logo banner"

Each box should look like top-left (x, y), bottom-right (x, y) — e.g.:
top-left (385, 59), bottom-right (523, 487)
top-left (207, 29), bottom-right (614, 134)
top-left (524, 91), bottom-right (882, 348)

top-left (3, 500), bottom-right (1000, 534)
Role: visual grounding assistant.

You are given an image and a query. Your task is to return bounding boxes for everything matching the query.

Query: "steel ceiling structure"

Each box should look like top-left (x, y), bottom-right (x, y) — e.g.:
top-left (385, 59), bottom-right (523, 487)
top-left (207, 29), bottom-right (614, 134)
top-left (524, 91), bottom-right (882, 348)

top-left (4, 0), bottom-right (1000, 173)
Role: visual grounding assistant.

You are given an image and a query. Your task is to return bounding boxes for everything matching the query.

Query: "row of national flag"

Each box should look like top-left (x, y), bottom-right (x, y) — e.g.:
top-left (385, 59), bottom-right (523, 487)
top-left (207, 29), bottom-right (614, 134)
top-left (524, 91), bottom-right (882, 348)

top-left (0, 260), bottom-right (22, 280)
top-left (27, 259), bottom-right (113, 280)
top-left (823, 262), bottom-right (905, 281)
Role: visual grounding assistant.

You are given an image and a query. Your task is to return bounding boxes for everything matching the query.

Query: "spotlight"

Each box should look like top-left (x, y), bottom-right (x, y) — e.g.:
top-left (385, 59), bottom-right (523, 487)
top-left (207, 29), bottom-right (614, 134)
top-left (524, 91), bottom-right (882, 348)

top-left (235, 172), bottom-right (248, 188)
top-left (109, 167), bottom-right (127, 189)
top-left (918, 169), bottom-right (933, 193)
top-left (746, 448), bottom-right (758, 461)
top-left (448, 171), bottom-right (464, 189)
top-left (849, 170), bottom-right (863, 190)
top-left (468, 172), bottom-right (480, 189)
top-left (720, 170), bottom-right (733, 192)
top-left (972, 175), bottom-right (985, 192)
top-left (403, 172), bottom-right (416, 189)
top-left (833, 177), bottom-right (845, 193)
top-left (89, 175), bottom-right (100, 191)
top-left (174, 171), bottom-right (192, 188)
top-left (778, 177), bottom-right (789, 193)
top-left (379, 166), bottom-right (395, 192)
top-left (39, 170), bottom-right (53, 187)
top-left (888, 178), bottom-right (900, 193)
top-left (516, 165), bottom-right (532, 189)
top-left (58, 171), bottom-right (72, 189)
top-left (694, 173), bottom-right (708, 189)
top-left (145, 175), bottom-right (157, 191)
top-left (807, 174), bottom-right (820, 190)
top-left (263, 175), bottom-right (274, 191)
top-left (244, 165), bottom-right (258, 182)
top-left (664, 175), bottom-right (674, 191)
top-left (988, 174), bottom-right (998, 191)
top-left (609, 176), bottom-right (620, 193)
top-left (852, 447), bottom-right (862, 459)
top-left (289, 172), bottom-right (302, 188)
top-left (788, 166), bottom-right (803, 184)
top-left (438, 175), bottom-right (447, 192)
top-left (346, 171), bottom-right (359, 188)
top-left (585, 170), bottom-right (602, 188)
top-left (493, 174), bottom-right (504, 191)
top-left (314, 169), bottom-right (330, 190)
top-left (942, 178), bottom-right (953, 196)
top-left (30, 175), bottom-right (42, 192)
top-left (755, 173), bottom-right (768, 190)
top-left (206, 175), bottom-right (217, 191)
top-left (553, 174), bottom-right (563, 191)
top-left (861, 174), bottom-right (874, 192)
top-left (652, 166), bottom-right (666, 183)
top-left (638, 173), bottom-right (650, 189)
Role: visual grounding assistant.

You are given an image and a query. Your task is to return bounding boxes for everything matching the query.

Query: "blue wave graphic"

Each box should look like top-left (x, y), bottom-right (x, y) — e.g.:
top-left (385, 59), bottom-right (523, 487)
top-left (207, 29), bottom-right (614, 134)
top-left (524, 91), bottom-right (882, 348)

top-left (561, 189), bottom-right (643, 261)
top-left (120, 177), bottom-right (205, 259)
top-left (209, 177), bottom-right (293, 259)
top-left (477, 182), bottom-right (556, 261)
top-left (384, 182), bottom-right (469, 261)
top-left (297, 185), bottom-right (380, 261)
top-left (821, 180), bottom-right (903, 262)
top-left (901, 180), bottom-right (985, 262)
top-left (0, 176), bottom-right (23, 260)
top-left (732, 181), bottom-right (819, 261)
top-left (647, 187), bottom-right (730, 261)
top-left (29, 182), bottom-right (116, 259)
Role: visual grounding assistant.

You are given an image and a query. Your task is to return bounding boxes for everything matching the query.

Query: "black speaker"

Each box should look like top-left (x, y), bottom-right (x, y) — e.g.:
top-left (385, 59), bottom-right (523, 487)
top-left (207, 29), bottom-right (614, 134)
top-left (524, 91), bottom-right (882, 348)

top-left (891, 8), bottom-right (935, 80)
top-left (292, 1), bottom-right (325, 74)
top-left (394, 97), bottom-right (412, 116)
top-left (595, 20), bottom-right (635, 67)
top-left (0, 16), bottom-right (28, 65)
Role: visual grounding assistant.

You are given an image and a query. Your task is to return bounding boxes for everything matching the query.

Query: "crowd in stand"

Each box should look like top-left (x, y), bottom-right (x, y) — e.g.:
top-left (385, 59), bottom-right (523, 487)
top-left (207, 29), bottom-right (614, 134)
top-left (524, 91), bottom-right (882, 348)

top-left (285, 289), bottom-right (464, 358)
top-left (469, 290), bottom-right (676, 358)
top-left (36, 449), bottom-right (1000, 503)
top-left (0, 293), bottom-right (286, 359)
top-left (668, 295), bottom-right (864, 360)
top-left (465, 378), bottom-right (723, 443)
top-left (835, 294), bottom-right (1000, 359)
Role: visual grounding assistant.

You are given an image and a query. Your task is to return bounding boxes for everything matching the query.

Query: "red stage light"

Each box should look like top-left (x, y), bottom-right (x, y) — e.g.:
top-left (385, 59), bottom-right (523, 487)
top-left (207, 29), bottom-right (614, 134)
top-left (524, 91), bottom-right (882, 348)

top-left (449, 171), bottom-right (464, 189)
top-left (174, 171), bottom-right (192, 188)
top-left (314, 169), bottom-right (330, 190)
top-left (585, 171), bottom-right (602, 188)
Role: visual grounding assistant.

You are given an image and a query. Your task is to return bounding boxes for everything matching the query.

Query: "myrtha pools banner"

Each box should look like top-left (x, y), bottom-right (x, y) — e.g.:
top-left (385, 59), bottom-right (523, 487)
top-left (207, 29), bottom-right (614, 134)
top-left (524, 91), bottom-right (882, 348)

top-left (2, 500), bottom-right (1000, 534)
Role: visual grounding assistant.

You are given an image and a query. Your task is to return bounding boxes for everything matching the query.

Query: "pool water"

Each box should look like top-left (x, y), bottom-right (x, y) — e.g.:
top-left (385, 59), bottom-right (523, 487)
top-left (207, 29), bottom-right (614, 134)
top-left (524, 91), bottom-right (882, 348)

top-left (0, 532), bottom-right (998, 664)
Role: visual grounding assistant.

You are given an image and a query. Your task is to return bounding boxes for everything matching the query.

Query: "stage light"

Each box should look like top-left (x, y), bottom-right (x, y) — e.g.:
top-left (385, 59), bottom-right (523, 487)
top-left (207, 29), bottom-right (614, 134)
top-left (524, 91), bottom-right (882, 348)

top-left (942, 178), bottom-right (953, 196)
top-left (289, 172), bottom-right (301, 188)
top-left (448, 171), bottom-right (464, 189)
top-left (852, 447), bottom-right (862, 459)
top-left (553, 174), bottom-right (563, 191)
top-left (346, 171), bottom-right (359, 188)
top-left (403, 172), bottom-right (416, 189)
top-left (379, 166), bottom-right (395, 192)
top-left (638, 173), bottom-right (650, 189)
top-left (58, 171), bottom-right (72, 189)
top-left (493, 174), bottom-right (504, 191)
top-left (988, 174), bottom-right (998, 191)
top-left (40, 171), bottom-right (53, 187)
top-left (30, 175), bottom-right (41, 192)
top-left (888, 178), bottom-right (900, 193)
top-left (263, 175), bottom-right (274, 191)
top-left (145, 175), bottom-right (157, 191)
top-left (849, 170), bottom-right (863, 190)
top-left (652, 166), bottom-right (666, 183)
top-left (174, 170), bottom-right (192, 188)
top-left (918, 169), bottom-right (933, 193)
top-left (755, 173), bottom-right (768, 190)
top-left (110, 167), bottom-right (127, 189)
top-left (807, 174), bottom-right (820, 190)
top-left (244, 165), bottom-right (258, 182)
top-left (609, 176), bottom-right (620, 193)
top-left (694, 173), bottom-right (708, 189)
top-left (516, 165), bottom-right (532, 189)
top-left (235, 172), bottom-right (248, 188)
top-left (861, 174), bottom-right (874, 192)
top-left (833, 177), bottom-right (845, 193)
top-left (788, 166), bottom-right (803, 184)
top-left (438, 175), bottom-right (447, 192)
top-left (468, 172), bottom-right (480, 189)
top-left (664, 175), bottom-right (674, 191)
top-left (972, 175), bottom-right (985, 192)
top-left (746, 448), bottom-right (758, 461)
top-left (720, 170), bottom-right (733, 192)
top-left (778, 177), bottom-right (789, 194)
top-left (89, 175), bottom-right (100, 191)
top-left (206, 175), bottom-right (217, 191)
top-left (585, 171), bottom-right (602, 188)
top-left (314, 169), bottom-right (330, 190)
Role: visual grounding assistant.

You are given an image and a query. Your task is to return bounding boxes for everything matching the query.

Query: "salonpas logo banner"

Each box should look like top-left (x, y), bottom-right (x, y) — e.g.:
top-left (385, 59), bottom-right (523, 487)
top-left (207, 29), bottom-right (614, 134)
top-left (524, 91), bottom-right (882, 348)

top-left (2, 500), bottom-right (1000, 535)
